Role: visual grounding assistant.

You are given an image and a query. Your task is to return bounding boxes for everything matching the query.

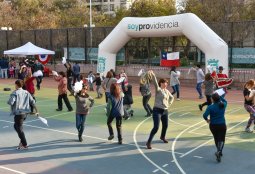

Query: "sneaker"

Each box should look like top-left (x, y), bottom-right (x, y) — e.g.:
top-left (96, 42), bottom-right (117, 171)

top-left (78, 135), bottom-right (83, 142)
top-left (215, 151), bottom-right (221, 162)
top-left (198, 104), bottom-right (203, 111)
top-left (17, 145), bottom-right (28, 150)
top-left (145, 113), bottom-right (152, 117)
top-left (124, 116), bottom-right (130, 120)
top-left (176, 98), bottom-right (180, 101)
top-left (160, 137), bottom-right (169, 143)
top-left (68, 108), bottom-right (73, 112)
top-left (199, 96), bottom-right (204, 99)
top-left (130, 110), bottom-right (134, 117)
top-left (245, 128), bottom-right (253, 133)
top-left (56, 109), bottom-right (62, 111)
top-left (108, 135), bottom-right (114, 140)
top-left (146, 142), bottom-right (152, 149)
top-left (118, 140), bottom-right (122, 145)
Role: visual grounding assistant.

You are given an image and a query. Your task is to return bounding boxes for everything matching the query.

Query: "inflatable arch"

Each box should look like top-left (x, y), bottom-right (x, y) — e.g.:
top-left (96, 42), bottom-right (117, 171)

top-left (97, 13), bottom-right (228, 75)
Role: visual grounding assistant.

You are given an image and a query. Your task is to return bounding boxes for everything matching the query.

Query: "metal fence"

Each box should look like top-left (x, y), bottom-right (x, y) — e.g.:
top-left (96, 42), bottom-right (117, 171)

top-left (0, 21), bottom-right (255, 67)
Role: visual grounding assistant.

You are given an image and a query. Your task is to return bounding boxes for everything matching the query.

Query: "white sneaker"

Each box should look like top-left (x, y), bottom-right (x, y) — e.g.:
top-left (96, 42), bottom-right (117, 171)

top-left (245, 128), bottom-right (253, 133)
top-left (176, 98), bottom-right (180, 101)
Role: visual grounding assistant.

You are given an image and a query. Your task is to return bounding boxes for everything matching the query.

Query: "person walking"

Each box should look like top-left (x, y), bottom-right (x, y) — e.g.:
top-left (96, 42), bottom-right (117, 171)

top-left (199, 73), bottom-right (214, 111)
top-left (53, 71), bottom-right (73, 112)
top-left (243, 79), bottom-right (255, 133)
top-left (7, 79), bottom-right (39, 150)
top-left (169, 66), bottom-right (180, 100)
top-left (106, 83), bottom-right (124, 144)
top-left (146, 70), bottom-right (174, 149)
top-left (203, 93), bottom-right (227, 162)
top-left (191, 65), bottom-right (205, 99)
top-left (74, 84), bottom-right (94, 142)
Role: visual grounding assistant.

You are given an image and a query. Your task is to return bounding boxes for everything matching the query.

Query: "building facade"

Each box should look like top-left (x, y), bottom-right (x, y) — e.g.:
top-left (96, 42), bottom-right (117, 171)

top-left (86, 0), bottom-right (134, 14)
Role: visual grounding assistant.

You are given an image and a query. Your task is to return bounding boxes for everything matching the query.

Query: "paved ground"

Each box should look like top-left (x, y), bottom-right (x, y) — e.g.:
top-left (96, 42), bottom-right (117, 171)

top-left (0, 77), bottom-right (254, 174)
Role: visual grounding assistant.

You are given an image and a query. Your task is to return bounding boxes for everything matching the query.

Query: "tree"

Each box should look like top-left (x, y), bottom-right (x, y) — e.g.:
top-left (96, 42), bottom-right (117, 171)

top-left (130, 0), bottom-right (176, 17)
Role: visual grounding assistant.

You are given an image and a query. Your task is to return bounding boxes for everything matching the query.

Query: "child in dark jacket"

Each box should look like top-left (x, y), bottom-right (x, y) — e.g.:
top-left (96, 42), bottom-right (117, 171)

top-left (122, 83), bottom-right (134, 120)
top-left (93, 73), bottom-right (103, 98)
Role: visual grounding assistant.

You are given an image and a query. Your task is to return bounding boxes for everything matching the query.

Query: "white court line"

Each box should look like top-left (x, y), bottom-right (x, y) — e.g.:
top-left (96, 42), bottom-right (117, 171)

top-left (178, 112), bottom-right (191, 117)
top-left (171, 120), bottom-right (204, 174)
top-left (0, 119), bottom-right (184, 156)
top-left (180, 114), bottom-right (247, 158)
top-left (0, 166), bottom-right (27, 174)
top-left (133, 117), bottom-right (170, 174)
top-left (188, 107), bottom-right (241, 133)
top-left (25, 104), bottom-right (106, 123)
top-left (162, 164), bottom-right (169, 167)
top-left (189, 131), bottom-right (254, 142)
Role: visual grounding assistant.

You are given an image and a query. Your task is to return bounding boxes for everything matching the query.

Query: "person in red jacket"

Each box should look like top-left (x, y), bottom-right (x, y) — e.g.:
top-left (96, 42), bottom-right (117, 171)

top-left (216, 66), bottom-right (229, 97)
top-left (24, 71), bottom-right (36, 114)
top-left (53, 71), bottom-right (73, 112)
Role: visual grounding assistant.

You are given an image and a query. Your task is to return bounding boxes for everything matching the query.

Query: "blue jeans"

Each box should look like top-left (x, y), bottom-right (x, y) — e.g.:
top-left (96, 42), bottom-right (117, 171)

top-left (76, 114), bottom-right (87, 136)
top-left (147, 107), bottom-right (168, 143)
top-left (171, 84), bottom-right (180, 98)
top-left (196, 82), bottom-right (203, 98)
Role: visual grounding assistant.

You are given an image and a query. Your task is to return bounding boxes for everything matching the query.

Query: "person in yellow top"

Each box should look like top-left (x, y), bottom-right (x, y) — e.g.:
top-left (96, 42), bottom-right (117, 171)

top-left (146, 70), bottom-right (174, 149)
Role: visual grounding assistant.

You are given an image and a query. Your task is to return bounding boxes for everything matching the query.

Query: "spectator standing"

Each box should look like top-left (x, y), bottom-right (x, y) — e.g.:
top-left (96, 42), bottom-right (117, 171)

top-left (169, 66), bottom-right (180, 100)
top-left (93, 73), bottom-right (103, 98)
top-left (88, 71), bottom-right (95, 91)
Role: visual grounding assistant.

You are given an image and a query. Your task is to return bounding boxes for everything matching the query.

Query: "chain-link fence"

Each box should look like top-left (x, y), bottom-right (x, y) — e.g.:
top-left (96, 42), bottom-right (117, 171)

top-left (0, 21), bottom-right (255, 67)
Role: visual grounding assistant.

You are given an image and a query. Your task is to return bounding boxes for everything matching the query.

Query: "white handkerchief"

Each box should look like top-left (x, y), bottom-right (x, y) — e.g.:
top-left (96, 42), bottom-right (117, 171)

top-left (38, 116), bottom-right (49, 126)
top-left (52, 70), bottom-right (58, 76)
top-left (138, 69), bottom-right (145, 76)
top-left (117, 77), bottom-right (125, 84)
top-left (215, 88), bottom-right (225, 96)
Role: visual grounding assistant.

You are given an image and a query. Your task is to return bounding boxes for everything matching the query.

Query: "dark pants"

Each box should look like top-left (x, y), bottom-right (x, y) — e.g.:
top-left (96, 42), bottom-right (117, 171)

top-left (76, 114), bottom-right (87, 136)
top-left (67, 77), bottom-right (73, 93)
top-left (72, 74), bottom-right (80, 85)
top-left (147, 107), bottom-right (168, 143)
top-left (142, 93), bottom-right (153, 115)
top-left (209, 124), bottom-right (227, 153)
top-left (171, 84), bottom-right (180, 98)
top-left (36, 76), bottom-right (43, 90)
top-left (14, 115), bottom-right (27, 146)
top-left (30, 94), bottom-right (36, 113)
top-left (201, 95), bottom-right (212, 108)
top-left (105, 92), bottom-right (110, 103)
top-left (107, 115), bottom-right (122, 141)
top-left (58, 93), bottom-right (73, 111)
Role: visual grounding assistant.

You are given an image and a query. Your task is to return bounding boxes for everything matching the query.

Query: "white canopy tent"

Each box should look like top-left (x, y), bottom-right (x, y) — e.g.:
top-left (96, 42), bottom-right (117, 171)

top-left (4, 42), bottom-right (55, 57)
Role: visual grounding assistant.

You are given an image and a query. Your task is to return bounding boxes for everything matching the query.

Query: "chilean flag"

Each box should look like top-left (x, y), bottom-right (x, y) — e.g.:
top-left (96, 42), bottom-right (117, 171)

top-left (160, 52), bottom-right (180, 67)
top-left (35, 55), bottom-right (51, 65)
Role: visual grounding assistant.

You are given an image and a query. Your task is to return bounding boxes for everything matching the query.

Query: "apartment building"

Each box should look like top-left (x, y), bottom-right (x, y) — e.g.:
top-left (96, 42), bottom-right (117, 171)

top-left (86, 0), bottom-right (135, 14)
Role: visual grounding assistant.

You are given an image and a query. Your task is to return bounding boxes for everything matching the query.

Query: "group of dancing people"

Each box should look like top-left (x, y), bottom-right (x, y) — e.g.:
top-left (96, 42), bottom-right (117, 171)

top-left (6, 64), bottom-right (255, 164)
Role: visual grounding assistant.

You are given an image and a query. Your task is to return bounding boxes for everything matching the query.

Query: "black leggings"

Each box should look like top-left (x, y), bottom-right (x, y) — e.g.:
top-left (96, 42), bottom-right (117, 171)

top-left (209, 124), bottom-right (227, 152)
top-left (14, 115), bottom-right (27, 146)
